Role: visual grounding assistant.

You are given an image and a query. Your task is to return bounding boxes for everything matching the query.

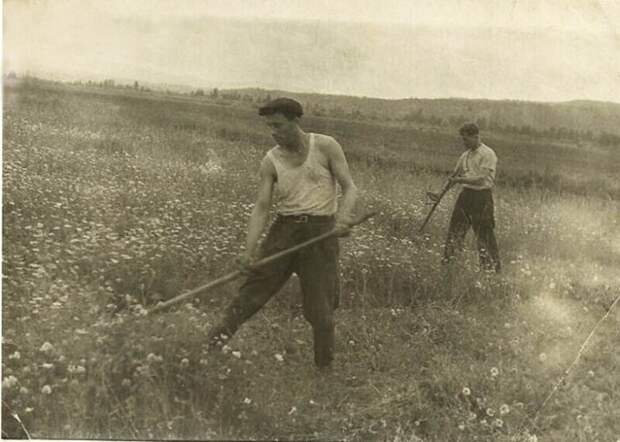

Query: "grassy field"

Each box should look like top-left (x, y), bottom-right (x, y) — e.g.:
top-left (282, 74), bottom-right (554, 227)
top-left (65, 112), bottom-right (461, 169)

top-left (2, 81), bottom-right (620, 441)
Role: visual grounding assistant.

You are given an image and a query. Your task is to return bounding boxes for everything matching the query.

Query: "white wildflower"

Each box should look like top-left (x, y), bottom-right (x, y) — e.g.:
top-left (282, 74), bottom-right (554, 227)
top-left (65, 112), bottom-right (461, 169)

top-left (39, 342), bottom-right (54, 353)
top-left (2, 376), bottom-right (19, 389)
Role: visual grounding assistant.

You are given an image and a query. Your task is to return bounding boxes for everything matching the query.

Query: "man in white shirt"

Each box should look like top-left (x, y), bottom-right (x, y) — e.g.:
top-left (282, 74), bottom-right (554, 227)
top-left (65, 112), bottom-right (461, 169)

top-left (428, 123), bottom-right (501, 273)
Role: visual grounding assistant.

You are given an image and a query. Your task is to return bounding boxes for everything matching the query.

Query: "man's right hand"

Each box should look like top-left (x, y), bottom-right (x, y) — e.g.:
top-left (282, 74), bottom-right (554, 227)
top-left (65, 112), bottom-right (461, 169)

top-left (235, 252), bottom-right (256, 274)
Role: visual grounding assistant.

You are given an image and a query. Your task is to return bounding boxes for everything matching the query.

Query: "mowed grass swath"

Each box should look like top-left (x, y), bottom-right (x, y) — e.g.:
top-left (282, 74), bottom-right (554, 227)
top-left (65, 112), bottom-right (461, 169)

top-left (2, 80), bottom-right (620, 441)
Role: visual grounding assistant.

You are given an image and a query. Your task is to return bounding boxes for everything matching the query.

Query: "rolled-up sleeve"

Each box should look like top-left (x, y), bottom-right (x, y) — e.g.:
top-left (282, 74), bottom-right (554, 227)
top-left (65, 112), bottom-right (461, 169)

top-left (480, 150), bottom-right (497, 185)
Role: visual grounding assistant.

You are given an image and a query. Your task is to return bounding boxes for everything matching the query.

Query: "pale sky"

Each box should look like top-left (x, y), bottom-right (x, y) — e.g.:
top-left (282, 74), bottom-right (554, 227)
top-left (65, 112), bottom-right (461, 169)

top-left (4, 0), bottom-right (620, 101)
top-left (32, 0), bottom-right (620, 32)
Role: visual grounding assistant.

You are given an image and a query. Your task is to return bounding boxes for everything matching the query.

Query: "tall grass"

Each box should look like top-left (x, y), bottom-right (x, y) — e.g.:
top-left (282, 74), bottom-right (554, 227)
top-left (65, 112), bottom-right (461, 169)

top-left (2, 83), bottom-right (619, 441)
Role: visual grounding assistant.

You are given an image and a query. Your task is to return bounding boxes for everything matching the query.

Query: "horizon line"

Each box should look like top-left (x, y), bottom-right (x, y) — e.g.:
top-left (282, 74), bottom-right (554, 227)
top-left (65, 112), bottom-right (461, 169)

top-left (8, 70), bottom-right (620, 107)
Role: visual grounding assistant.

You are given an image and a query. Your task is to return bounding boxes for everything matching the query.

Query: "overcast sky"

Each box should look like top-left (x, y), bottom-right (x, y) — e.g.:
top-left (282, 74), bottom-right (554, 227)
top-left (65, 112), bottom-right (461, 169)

top-left (4, 0), bottom-right (620, 101)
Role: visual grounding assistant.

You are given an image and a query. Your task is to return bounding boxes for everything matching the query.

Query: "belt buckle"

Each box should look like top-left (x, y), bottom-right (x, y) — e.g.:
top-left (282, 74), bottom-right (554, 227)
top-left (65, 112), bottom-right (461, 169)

top-left (295, 215), bottom-right (308, 223)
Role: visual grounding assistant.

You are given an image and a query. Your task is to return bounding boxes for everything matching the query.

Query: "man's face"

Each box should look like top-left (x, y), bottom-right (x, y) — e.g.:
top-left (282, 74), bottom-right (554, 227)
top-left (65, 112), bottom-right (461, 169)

top-left (264, 113), bottom-right (298, 146)
top-left (461, 133), bottom-right (480, 149)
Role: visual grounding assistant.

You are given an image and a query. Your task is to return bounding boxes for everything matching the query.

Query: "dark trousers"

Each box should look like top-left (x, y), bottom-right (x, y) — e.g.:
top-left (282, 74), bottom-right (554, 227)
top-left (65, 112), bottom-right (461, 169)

top-left (443, 188), bottom-right (501, 272)
top-left (207, 215), bottom-right (340, 367)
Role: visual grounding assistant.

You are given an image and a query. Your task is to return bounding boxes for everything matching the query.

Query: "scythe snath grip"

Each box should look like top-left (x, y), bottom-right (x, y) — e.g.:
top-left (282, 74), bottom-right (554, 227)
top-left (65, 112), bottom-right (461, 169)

top-left (148, 211), bottom-right (376, 315)
top-left (418, 181), bottom-right (451, 233)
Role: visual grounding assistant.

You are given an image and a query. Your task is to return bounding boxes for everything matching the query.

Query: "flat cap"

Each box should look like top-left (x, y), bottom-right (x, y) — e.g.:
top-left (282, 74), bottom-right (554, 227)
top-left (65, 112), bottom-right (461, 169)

top-left (258, 97), bottom-right (304, 119)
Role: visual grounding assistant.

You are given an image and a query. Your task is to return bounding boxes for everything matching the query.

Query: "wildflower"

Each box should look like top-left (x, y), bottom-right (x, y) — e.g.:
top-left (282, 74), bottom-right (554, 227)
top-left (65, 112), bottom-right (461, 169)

top-left (243, 398), bottom-right (252, 405)
top-left (528, 435), bottom-right (538, 442)
top-left (467, 412), bottom-right (477, 422)
top-left (8, 351), bottom-right (21, 360)
top-left (587, 370), bottom-right (594, 377)
top-left (146, 353), bottom-right (162, 363)
top-left (462, 387), bottom-right (471, 396)
top-left (41, 385), bottom-right (52, 395)
top-left (490, 367), bottom-right (499, 377)
top-left (458, 423), bottom-right (465, 431)
top-left (222, 345), bottom-right (232, 354)
top-left (538, 353), bottom-right (547, 362)
top-left (39, 342), bottom-right (54, 353)
top-left (2, 376), bottom-right (19, 389)
top-left (486, 408), bottom-right (495, 417)
top-left (275, 353), bottom-right (284, 362)
top-left (499, 404), bottom-right (510, 415)
top-left (493, 418), bottom-right (503, 428)
top-left (19, 387), bottom-right (29, 395)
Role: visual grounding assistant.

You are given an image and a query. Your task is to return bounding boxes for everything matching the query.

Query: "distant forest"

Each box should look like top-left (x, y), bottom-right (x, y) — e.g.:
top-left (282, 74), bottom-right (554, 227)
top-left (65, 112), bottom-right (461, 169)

top-left (6, 73), bottom-right (620, 147)
top-left (219, 88), bottom-right (620, 147)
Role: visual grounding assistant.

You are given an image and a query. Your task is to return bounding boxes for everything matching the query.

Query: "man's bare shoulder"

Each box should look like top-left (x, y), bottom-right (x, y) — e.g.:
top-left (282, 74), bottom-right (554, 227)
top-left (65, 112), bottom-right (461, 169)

top-left (313, 133), bottom-right (343, 156)
top-left (260, 153), bottom-right (277, 177)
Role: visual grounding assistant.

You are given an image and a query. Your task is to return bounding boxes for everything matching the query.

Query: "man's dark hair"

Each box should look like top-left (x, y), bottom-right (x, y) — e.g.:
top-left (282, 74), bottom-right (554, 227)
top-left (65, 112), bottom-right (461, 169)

top-left (459, 122), bottom-right (480, 136)
top-left (258, 97), bottom-right (304, 120)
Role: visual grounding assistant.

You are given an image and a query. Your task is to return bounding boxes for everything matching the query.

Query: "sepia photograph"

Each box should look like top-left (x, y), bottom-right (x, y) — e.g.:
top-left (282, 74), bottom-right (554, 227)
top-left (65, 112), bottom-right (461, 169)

top-left (2, 0), bottom-right (620, 440)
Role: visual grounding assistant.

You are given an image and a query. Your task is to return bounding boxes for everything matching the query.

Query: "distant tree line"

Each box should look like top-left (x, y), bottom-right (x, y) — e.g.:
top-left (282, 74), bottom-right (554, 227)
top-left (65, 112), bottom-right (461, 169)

top-left (15, 75), bottom-right (617, 147)
top-left (65, 78), bottom-right (154, 93)
top-left (210, 91), bottom-right (620, 146)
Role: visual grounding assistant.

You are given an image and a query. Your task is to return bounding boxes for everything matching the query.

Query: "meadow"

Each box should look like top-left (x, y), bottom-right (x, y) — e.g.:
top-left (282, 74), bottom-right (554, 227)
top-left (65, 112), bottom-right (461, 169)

top-left (2, 81), bottom-right (620, 441)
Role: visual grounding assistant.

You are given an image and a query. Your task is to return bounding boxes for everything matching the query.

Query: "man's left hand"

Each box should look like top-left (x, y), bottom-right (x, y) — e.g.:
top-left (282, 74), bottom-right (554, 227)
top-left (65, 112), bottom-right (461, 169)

top-left (335, 213), bottom-right (355, 237)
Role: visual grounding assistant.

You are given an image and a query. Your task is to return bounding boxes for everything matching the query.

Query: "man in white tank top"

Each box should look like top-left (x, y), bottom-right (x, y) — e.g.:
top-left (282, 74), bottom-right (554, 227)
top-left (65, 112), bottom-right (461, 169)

top-left (207, 98), bottom-right (358, 369)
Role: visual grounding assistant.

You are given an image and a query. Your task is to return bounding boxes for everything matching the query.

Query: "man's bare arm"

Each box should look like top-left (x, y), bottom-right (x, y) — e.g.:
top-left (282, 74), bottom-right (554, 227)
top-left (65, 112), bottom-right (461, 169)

top-left (427, 159), bottom-right (463, 201)
top-left (451, 175), bottom-right (485, 186)
top-left (450, 167), bottom-right (493, 187)
top-left (244, 156), bottom-right (275, 260)
top-left (446, 156), bottom-right (465, 188)
top-left (325, 138), bottom-right (358, 225)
